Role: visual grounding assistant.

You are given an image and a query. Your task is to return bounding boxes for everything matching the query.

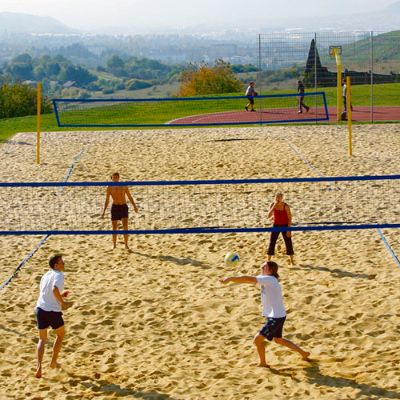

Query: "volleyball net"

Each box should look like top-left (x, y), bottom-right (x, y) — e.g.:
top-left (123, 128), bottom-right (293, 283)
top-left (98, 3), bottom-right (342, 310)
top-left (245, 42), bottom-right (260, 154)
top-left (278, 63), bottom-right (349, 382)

top-left (52, 92), bottom-right (329, 128)
top-left (0, 175), bottom-right (399, 235)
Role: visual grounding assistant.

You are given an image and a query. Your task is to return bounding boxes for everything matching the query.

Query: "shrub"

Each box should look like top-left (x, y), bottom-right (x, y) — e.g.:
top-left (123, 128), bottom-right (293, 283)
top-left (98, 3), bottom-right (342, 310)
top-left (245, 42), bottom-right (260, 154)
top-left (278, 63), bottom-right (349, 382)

top-left (0, 82), bottom-right (52, 119)
top-left (177, 60), bottom-right (242, 96)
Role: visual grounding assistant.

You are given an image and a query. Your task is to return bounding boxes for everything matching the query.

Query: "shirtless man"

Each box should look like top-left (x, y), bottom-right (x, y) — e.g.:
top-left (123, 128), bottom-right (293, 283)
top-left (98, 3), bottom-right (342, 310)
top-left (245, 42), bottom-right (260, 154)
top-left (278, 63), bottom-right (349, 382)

top-left (102, 172), bottom-right (138, 249)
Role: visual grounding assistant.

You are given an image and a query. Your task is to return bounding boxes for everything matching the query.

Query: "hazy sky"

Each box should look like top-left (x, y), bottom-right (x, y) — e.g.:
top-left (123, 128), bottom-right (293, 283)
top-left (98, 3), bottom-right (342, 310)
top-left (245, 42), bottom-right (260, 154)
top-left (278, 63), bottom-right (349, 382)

top-left (0, 0), bottom-right (397, 30)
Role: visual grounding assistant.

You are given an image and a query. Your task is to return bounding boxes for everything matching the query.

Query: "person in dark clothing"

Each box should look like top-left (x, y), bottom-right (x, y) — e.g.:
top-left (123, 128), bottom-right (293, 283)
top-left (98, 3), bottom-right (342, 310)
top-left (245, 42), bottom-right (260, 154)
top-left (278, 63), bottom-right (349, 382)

top-left (297, 80), bottom-right (310, 114)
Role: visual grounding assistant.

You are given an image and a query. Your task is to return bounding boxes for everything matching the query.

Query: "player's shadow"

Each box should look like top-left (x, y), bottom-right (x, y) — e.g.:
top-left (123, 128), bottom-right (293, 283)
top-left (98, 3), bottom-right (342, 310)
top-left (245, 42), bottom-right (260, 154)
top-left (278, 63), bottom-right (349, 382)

top-left (131, 250), bottom-right (209, 269)
top-left (298, 263), bottom-right (376, 280)
top-left (304, 363), bottom-right (400, 399)
top-left (64, 371), bottom-right (177, 399)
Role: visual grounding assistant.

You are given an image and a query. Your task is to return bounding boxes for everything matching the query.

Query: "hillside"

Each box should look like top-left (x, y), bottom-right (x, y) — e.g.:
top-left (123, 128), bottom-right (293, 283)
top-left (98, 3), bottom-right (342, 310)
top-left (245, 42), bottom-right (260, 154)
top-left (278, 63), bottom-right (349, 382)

top-left (0, 12), bottom-right (76, 34)
top-left (341, 30), bottom-right (400, 69)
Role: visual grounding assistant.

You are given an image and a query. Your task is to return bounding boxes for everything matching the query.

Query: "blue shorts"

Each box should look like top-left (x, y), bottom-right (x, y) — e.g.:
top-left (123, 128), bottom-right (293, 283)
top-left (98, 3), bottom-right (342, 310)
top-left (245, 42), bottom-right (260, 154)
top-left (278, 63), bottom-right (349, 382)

top-left (36, 307), bottom-right (64, 330)
top-left (259, 316), bottom-right (286, 341)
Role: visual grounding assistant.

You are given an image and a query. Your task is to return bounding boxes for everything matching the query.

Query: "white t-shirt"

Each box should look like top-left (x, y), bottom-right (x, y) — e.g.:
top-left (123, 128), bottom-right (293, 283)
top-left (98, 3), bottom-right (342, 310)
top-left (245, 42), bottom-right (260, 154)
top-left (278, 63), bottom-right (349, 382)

top-left (36, 269), bottom-right (64, 312)
top-left (256, 275), bottom-right (286, 318)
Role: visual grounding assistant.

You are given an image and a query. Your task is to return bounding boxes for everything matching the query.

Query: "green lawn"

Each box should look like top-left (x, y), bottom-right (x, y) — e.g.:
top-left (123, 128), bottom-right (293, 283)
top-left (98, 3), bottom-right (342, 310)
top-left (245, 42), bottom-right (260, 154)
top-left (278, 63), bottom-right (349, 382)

top-left (1, 83), bottom-right (399, 143)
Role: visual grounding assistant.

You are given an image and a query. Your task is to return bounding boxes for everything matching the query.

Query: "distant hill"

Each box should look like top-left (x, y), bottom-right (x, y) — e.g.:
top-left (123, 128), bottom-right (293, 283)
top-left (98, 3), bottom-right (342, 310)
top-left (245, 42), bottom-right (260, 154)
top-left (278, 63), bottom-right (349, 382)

top-left (0, 12), bottom-right (77, 34)
top-left (342, 30), bottom-right (400, 64)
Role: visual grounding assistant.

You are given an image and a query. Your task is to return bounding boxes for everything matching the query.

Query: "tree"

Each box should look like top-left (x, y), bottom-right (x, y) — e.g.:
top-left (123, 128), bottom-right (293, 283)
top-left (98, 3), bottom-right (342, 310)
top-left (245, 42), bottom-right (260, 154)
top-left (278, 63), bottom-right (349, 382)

top-left (5, 53), bottom-right (34, 81)
top-left (177, 60), bottom-right (242, 96)
top-left (106, 55), bottom-right (126, 77)
top-left (59, 65), bottom-right (96, 86)
top-left (0, 82), bottom-right (52, 119)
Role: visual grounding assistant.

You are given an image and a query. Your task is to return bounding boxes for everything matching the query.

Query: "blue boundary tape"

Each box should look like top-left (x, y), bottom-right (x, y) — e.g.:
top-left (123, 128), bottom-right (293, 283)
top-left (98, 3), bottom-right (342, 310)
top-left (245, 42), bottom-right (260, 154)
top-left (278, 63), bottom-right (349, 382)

top-left (53, 92), bottom-right (327, 103)
top-left (52, 92), bottom-right (329, 128)
top-left (0, 148), bottom-right (87, 292)
top-left (0, 235), bottom-right (50, 291)
top-left (376, 228), bottom-right (400, 266)
top-left (284, 138), bottom-right (400, 267)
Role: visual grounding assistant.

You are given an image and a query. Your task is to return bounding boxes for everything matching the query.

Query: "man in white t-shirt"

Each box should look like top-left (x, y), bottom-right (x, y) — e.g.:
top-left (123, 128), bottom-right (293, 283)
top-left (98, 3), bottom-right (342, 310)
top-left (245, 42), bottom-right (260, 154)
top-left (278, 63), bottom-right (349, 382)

top-left (35, 254), bottom-right (73, 378)
top-left (221, 261), bottom-right (310, 367)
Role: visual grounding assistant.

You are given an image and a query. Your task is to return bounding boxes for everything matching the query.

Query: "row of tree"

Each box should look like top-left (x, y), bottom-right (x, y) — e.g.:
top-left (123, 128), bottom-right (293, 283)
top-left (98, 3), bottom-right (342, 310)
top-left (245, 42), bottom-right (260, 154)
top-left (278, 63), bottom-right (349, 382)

top-left (1, 53), bottom-right (97, 87)
top-left (1, 56), bottom-right (257, 119)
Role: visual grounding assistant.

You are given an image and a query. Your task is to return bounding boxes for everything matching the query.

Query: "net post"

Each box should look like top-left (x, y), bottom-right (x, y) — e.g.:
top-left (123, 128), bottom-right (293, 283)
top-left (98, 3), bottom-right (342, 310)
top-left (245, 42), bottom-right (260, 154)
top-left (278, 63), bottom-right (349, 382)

top-left (347, 76), bottom-right (353, 156)
top-left (36, 81), bottom-right (41, 165)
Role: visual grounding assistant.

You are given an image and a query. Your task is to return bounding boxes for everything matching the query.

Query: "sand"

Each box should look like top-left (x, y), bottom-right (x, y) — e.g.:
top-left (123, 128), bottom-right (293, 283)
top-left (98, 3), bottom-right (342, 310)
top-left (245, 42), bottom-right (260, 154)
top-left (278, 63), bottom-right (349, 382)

top-left (0, 124), bottom-right (399, 400)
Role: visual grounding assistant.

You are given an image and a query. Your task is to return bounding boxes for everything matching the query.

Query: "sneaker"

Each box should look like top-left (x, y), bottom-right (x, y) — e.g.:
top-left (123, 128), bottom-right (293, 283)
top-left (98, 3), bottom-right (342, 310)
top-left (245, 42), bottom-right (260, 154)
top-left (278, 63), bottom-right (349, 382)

top-left (251, 109), bottom-right (256, 112)
top-left (298, 110), bottom-right (302, 114)
top-left (245, 106), bottom-right (248, 111)
top-left (306, 106), bottom-right (310, 112)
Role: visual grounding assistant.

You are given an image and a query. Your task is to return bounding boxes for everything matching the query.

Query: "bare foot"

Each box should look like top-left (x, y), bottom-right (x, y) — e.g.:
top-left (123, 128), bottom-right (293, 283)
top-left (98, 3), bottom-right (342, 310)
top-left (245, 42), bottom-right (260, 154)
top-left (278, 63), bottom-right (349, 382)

top-left (301, 351), bottom-right (311, 361)
top-left (50, 362), bottom-right (61, 369)
top-left (256, 363), bottom-right (270, 368)
top-left (35, 366), bottom-right (42, 378)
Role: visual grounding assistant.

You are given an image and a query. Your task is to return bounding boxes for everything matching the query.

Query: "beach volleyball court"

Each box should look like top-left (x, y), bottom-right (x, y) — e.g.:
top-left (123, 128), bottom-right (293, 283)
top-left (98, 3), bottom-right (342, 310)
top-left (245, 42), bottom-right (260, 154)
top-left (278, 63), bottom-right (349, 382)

top-left (0, 124), bottom-right (399, 400)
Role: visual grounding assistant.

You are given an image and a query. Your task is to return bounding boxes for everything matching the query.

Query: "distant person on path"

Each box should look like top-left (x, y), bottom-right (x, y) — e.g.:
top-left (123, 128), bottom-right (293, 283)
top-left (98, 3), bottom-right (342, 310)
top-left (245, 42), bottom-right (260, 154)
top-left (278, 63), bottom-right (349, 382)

top-left (267, 192), bottom-right (294, 265)
top-left (102, 172), bottom-right (139, 250)
top-left (342, 79), bottom-right (353, 113)
top-left (245, 81), bottom-right (257, 112)
top-left (35, 255), bottom-right (73, 378)
top-left (297, 80), bottom-right (309, 113)
top-left (221, 260), bottom-right (310, 367)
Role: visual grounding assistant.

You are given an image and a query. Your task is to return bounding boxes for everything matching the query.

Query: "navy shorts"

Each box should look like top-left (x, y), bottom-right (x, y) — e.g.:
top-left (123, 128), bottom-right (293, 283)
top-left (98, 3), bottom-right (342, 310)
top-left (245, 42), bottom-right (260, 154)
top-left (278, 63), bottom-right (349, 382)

top-left (247, 96), bottom-right (255, 105)
top-left (36, 307), bottom-right (64, 330)
top-left (259, 316), bottom-right (286, 341)
top-left (111, 204), bottom-right (128, 221)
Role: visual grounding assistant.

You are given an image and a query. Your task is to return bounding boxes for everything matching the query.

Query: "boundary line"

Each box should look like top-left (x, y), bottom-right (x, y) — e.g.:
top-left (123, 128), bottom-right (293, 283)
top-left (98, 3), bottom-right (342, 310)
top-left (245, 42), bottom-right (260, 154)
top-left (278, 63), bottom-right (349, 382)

top-left (284, 137), bottom-right (400, 268)
top-left (0, 147), bottom-right (87, 293)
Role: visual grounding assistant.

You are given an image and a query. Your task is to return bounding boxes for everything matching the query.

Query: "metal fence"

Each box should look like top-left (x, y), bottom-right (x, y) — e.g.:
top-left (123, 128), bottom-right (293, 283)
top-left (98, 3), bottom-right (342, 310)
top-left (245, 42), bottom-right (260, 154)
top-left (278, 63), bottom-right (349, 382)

top-left (257, 31), bottom-right (400, 122)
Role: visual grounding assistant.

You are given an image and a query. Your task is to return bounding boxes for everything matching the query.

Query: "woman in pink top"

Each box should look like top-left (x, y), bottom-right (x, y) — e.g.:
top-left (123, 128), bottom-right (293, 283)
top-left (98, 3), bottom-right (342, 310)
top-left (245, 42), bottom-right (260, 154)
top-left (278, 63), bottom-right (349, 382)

top-left (267, 192), bottom-right (294, 265)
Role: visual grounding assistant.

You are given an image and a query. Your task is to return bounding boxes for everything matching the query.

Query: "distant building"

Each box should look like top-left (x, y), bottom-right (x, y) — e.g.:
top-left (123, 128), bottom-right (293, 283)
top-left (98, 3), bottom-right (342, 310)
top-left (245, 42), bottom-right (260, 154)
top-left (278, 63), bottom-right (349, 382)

top-left (62, 80), bottom-right (76, 88)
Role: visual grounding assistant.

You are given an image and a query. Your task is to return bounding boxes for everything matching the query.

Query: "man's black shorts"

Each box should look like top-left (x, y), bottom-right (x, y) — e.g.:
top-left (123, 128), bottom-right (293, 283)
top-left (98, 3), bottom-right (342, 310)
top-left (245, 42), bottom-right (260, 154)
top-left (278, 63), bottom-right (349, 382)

top-left (111, 204), bottom-right (129, 221)
top-left (36, 307), bottom-right (64, 330)
top-left (259, 316), bottom-right (286, 341)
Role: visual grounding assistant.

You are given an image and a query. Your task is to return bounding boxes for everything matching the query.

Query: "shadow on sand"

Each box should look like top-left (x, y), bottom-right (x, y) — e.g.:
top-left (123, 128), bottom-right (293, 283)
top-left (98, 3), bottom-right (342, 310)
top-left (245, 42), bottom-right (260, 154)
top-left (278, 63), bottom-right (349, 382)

top-left (131, 250), bottom-right (209, 269)
top-left (304, 363), bottom-right (400, 399)
top-left (298, 263), bottom-right (376, 280)
top-left (268, 361), bottom-right (400, 399)
top-left (64, 371), bottom-right (177, 399)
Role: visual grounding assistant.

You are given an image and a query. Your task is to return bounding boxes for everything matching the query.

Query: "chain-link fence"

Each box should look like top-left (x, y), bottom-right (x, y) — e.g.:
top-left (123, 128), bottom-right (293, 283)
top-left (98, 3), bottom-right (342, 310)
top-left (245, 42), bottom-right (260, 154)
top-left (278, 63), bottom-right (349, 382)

top-left (257, 31), bottom-right (400, 122)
